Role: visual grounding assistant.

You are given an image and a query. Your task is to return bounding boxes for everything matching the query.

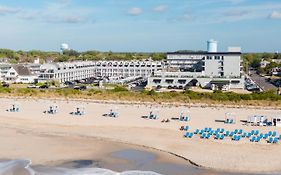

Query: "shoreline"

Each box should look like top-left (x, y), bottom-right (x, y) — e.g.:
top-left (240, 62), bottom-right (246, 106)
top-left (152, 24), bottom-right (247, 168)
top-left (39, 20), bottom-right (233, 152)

top-left (0, 97), bottom-right (280, 173)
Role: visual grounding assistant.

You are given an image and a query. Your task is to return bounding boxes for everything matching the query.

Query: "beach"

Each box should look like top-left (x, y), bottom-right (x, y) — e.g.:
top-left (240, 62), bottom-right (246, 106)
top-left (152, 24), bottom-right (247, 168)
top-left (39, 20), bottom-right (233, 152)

top-left (0, 97), bottom-right (281, 174)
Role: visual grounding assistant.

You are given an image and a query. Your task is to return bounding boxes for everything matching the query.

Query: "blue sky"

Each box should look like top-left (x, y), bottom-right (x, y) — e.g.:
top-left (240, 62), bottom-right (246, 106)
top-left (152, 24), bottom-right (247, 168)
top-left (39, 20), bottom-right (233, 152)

top-left (0, 0), bottom-right (280, 52)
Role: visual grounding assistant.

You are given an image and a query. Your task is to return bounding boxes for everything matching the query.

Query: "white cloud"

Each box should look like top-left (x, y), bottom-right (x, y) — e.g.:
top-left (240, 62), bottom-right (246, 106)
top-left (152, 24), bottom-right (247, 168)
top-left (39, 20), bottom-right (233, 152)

top-left (128, 7), bottom-right (143, 16)
top-left (14, 1), bottom-right (92, 24)
top-left (153, 5), bottom-right (168, 12)
top-left (0, 5), bottom-right (20, 15)
top-left (269, 11), bottom-right (281, 19)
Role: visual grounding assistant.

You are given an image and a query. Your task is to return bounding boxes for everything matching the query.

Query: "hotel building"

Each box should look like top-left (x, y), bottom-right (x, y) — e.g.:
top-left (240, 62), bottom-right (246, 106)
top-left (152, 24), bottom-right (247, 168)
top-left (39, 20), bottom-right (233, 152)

top-left (147, 41), bottom-right (244, 90)
top-left (38, 60), bottom-right (162, 83)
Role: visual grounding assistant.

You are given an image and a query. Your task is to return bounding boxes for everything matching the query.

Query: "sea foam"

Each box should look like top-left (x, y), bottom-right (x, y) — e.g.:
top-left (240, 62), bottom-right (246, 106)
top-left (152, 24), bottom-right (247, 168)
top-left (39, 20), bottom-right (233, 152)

top-left (0, 160), bottom-right (162, 175)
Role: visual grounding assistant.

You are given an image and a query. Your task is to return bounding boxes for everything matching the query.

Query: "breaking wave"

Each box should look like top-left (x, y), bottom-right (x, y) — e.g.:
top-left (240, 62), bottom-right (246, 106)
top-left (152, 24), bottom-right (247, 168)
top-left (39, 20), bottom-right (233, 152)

top-left (0, 160), bottom-right (162, 175)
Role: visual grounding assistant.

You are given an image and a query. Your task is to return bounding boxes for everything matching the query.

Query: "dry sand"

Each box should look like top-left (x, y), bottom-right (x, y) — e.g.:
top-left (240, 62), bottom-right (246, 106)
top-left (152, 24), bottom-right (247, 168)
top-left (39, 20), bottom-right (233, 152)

top-left (0, 97), bottom-right (281, 173)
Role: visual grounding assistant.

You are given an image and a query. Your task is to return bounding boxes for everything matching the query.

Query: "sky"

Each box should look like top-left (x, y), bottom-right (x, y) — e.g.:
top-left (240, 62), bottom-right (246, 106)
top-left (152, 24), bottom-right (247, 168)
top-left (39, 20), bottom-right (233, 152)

top-left (0, 0), bottom-right (280, 52)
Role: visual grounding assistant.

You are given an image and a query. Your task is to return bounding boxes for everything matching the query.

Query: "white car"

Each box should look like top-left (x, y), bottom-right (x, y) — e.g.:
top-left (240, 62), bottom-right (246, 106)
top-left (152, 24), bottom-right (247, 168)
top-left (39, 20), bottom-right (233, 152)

top-left (27, 85), bottom-right (37, 88)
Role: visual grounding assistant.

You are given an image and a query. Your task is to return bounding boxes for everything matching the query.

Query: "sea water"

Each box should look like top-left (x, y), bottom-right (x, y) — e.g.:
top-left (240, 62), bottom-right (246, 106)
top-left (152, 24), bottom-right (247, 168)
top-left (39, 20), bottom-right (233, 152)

top-left (0, 159), bottom-right (162, 175)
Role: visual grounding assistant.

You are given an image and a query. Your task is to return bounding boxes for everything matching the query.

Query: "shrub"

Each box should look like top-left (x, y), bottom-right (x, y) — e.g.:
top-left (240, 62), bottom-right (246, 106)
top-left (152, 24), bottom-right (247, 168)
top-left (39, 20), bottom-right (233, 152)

top-left (111, 86), bottom-right (128, 92)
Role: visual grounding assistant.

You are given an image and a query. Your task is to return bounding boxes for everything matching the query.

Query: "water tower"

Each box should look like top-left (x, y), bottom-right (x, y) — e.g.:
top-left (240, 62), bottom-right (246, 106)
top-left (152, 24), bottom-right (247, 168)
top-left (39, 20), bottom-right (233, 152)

top-left (207, 39), bottom-right (217, 53)
top-left (60, 43), bottom-right (70, 53)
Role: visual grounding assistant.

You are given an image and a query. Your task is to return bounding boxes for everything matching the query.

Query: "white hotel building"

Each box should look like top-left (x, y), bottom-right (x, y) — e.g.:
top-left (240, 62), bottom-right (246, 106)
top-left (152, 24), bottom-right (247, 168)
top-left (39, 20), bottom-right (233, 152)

top-left (147, 41), bottom-right (244, 90)
top-left (38, 40), bottom-right (245, 90)
top-left (38, 61), bottom-right (96, 83)
top-left (38, 60), bottom-right (162, 83)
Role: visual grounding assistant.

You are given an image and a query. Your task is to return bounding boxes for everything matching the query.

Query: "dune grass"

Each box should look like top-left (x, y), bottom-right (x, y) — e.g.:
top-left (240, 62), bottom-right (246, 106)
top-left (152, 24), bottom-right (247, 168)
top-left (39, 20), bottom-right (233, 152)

top-left (0, 87), bottom-right (280, 107)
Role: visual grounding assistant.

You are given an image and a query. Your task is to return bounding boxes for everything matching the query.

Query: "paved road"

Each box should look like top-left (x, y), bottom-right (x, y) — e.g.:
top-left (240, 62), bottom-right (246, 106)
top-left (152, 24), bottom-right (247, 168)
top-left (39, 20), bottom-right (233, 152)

top-left (249, 71), bottom-right (277, 91)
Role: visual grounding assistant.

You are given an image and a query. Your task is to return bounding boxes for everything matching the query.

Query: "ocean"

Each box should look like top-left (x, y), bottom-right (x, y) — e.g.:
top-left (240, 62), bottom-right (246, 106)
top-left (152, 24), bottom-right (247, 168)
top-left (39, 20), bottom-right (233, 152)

top-left (0, 159), bottom-right (162, 175)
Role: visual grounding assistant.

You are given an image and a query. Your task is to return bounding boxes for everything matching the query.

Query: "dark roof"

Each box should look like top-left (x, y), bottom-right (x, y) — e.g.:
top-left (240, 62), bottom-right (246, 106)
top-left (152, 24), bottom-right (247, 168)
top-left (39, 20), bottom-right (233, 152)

top-left (167, 51), bottom-right (241, 55)
top-left (12, 65), bottom-right (33, 76)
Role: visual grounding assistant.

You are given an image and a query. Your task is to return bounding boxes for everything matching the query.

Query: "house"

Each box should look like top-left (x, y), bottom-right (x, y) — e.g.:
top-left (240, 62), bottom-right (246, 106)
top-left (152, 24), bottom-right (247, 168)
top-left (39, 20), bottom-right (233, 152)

top-left (4, 65), bottom-right (38, 83)
top-left (260, 59), bottom-right (270, 68)
top-left (270, 67), bottom-right (281, 77)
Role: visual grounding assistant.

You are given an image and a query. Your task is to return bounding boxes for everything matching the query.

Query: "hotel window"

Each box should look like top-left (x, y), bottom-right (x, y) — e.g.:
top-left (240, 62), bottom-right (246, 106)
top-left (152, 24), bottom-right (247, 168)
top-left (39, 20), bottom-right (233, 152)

top-left (215, 56), bottom-right (220, 60)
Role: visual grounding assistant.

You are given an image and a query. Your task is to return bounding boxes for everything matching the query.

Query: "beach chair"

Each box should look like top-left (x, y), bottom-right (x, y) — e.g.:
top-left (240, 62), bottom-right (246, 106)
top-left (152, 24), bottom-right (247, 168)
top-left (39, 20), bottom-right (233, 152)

top-left (220, 128), bottom-right (225, 133)
top-left (200, 133), bottom-right (206, 139)
top-left (250, 136), bottom-right (256, 142)
top-left (188, 133), bottom-right (194, 138)
top-left (268, 137), bottom-right (273, 143)
top-left (194, 129), bottom-right (200, 134)
top-left (273, 138), bottom-right (279, 144)
top-left (272, 131), bottom-right (277, 137)
top-left (229, 132), bottom-right (234, 137)
top-left (254, 130), bottom-right (259, 135)
top-left (251, 130), bottom-right (255, 135)
top-left (215, 134), bottom-right (220, 140)
top-left (242, 132), bottom-right (247, 138)
top-left (225, 131), bottom-right (230, 136)
top-left (256, 137), bottom-right (261, 142)
top-left (184, 126), bottom-right (189, 131)
top-left (238, 129), bottom-right (243, 134)
top-left (268, 131), bottom-right (272, 136)
top-left (234, 129), bottom-right (238, 134)
top-left (246, 132), bottom-right (251, 138)
top-left (263, 133), bottom-right (269, 139)
top-left (220, 135), bottom-right (224, 140)
top-left (206, 133), bottom-right (211, 139)
top-left (279, 134), bottom-right (281, 140)
top-left (184, 132), bottom-right (189, 138)
top-left (237, 135), bottom-right (241, 141)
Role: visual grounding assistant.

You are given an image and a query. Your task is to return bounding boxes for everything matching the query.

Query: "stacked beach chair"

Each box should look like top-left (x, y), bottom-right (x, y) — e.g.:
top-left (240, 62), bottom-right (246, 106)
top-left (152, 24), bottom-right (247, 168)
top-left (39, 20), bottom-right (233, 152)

top-left (148, 110), bottom-right (159, 120)
top-left (8, 103), bottom-right (20, 112)
top-left (108, 108), bottom-right (118, 118)
top-left (182, 126), bottom-right (280, 144)
top-left (46, 104), bottom-right (58, 114)
top-left (71, 106), bottom-right (85, 116)
top-left (179, 111), bottom-right (190, 122)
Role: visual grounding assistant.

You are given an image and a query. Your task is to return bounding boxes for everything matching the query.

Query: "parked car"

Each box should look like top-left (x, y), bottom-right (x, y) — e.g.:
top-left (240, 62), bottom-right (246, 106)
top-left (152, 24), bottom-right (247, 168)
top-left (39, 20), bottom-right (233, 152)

top-left (39, 84), bottom-right (49, 89)
top-left (74, 85), bottom-right (87, 90)
top-left (2, 82), bottom-right (9, 88)
top-left (27, 85), bottom-right (37, 88)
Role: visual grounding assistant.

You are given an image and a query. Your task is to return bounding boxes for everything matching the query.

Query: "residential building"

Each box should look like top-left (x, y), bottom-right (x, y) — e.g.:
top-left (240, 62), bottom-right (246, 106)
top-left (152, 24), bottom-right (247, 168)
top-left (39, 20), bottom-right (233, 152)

top-left (4, 65), bottom-right (37, 83)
